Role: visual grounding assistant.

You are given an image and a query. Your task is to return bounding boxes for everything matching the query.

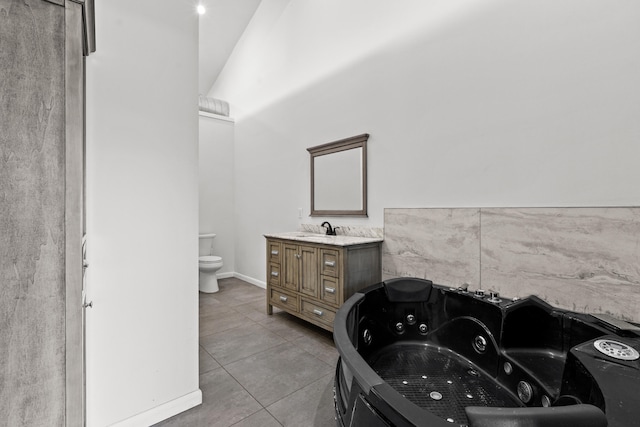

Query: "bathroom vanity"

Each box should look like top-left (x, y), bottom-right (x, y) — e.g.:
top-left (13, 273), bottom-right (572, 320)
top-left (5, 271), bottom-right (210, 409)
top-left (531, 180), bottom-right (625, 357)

top-left (264, 232), bottom-right (382, 332)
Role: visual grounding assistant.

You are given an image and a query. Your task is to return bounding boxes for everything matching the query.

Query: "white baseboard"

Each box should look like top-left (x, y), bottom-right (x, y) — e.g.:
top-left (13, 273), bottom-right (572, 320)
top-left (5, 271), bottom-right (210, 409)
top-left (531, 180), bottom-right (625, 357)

top-left (111, 389), bottom-right (202, 427)
top-left (233, 272), bottom-right (266, 289)
top-left (214, 271), bottom-right (266, 289)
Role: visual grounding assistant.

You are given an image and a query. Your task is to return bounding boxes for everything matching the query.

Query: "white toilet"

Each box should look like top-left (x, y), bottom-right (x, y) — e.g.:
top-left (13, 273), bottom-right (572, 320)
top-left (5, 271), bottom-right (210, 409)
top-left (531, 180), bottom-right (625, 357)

top-left (199, 233), bottom-right (223, 293)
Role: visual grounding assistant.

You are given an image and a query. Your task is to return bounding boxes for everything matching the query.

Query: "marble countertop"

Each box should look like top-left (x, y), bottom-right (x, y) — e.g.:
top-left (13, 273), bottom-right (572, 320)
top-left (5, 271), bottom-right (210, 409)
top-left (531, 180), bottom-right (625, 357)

top-left (264, 231), bottom-right (383, 247)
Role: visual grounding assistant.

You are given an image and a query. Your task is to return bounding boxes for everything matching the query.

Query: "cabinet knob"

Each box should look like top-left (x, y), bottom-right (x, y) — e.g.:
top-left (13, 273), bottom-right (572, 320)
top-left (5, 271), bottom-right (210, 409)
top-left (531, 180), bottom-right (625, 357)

top-left (295, 254), bottom-right (301, 259)
top-left (279, 296), bottom-right (288, 303)
top-left (271, 250), bottom-right (279, 255)
top-left (313, 308), bottom-right (324, 317)
top-left (324, 260), bottom-right (336, 267)
top-left (324, 287), bottom-right (336, 294)
top-left (271, 271), bottom-right (279, 277)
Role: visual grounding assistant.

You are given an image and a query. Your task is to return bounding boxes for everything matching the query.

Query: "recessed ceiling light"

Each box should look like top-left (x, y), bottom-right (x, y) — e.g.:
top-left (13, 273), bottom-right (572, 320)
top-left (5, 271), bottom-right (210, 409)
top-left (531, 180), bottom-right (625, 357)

top-left (197, 5), bottom-right (206, 15)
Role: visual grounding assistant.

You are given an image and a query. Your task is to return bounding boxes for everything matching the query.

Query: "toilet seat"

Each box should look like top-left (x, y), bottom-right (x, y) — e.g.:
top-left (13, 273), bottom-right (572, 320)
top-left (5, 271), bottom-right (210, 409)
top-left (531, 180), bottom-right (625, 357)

top-left (199, 255), bottom-right (223, 273)
top-left (199, 255), bottom-right (222, 264)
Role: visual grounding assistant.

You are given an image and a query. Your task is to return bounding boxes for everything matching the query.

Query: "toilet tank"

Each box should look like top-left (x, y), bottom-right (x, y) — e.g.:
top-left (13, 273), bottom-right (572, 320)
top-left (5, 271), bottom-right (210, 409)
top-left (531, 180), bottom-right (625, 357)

top-left (198, 233), bottom-right (216, 256)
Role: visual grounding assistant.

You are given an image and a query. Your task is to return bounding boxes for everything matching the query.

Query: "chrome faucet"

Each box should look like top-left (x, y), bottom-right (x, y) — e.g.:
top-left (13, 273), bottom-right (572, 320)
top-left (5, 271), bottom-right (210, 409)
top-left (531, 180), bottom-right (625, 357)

top-left (321, 221), bottom-right (338, 235)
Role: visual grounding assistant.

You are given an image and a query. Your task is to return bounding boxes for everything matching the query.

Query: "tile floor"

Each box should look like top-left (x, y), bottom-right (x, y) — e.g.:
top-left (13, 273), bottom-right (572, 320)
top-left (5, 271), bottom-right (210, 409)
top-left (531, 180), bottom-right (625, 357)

top-left (154, 277), bottom-right (339, 427)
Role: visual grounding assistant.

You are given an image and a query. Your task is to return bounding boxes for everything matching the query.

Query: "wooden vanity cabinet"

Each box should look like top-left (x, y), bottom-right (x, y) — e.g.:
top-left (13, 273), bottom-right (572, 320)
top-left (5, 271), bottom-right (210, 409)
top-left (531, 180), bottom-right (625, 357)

top-left (283, 243), bottom-right (318, 296)
top-left (266, 237), bottom-right (381, 332)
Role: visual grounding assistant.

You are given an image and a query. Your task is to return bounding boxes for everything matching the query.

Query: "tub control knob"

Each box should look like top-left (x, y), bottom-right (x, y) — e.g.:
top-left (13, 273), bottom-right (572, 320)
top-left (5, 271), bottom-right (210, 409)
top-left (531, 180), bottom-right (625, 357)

top-left (406, 314), bottom-right (416, 325)
top-left (419, 323), bottom-right (428, 334)
top-left (475, 289), bottom-right (486, 297)
top-left (488, 292), bottom-right (502, 304)
top-left (395, 322), bottom-right (405, 332)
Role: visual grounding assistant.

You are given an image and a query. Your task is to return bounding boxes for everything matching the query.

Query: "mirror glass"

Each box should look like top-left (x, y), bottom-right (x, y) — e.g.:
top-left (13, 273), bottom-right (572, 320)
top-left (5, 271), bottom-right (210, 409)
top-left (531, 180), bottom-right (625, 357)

top-left (308, 134), bottom-right (368, 216)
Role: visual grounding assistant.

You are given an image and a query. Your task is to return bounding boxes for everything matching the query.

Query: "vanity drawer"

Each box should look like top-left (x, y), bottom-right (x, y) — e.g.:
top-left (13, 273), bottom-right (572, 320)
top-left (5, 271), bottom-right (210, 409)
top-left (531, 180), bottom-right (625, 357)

top-left (320, 275), bottom-right (340, 306)
top-left (268, 263), bottom-right (281, 287)
top-left (269, 288), bottom-right (299, 313)
top-left (301, 299), bottom-right (336, 329)
top-left (268, 240), bottom-right (282, 264)
top-left (320, 249), bottom-right (340, 277)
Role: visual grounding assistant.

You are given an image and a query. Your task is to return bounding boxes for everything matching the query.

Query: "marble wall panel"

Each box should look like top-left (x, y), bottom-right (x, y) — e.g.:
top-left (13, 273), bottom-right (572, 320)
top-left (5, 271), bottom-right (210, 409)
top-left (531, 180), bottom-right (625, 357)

top-left (481, 208), bottom-right (640, 322)
top-left (382, 208), bottom-right (481, 286)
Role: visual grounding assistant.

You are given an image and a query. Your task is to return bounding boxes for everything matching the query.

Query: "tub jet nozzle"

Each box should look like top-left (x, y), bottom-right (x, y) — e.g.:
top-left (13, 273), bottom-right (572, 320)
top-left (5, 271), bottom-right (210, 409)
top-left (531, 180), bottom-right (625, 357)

top-left (406, 314), bottom-right (416, 325)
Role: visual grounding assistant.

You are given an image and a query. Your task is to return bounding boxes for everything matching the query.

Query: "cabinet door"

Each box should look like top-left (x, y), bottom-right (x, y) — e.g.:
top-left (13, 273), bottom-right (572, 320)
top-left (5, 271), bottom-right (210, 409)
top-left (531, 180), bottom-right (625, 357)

top-left (267, 240), bottom-right (282, 264)
top-left (299, 245), bottom-right (319, 298)
top-left (283, 243), bottom-right (300, 291)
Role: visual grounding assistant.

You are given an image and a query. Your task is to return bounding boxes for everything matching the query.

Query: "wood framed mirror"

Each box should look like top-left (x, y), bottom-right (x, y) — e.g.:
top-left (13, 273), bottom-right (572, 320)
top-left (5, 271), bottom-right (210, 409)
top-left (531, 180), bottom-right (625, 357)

top-left (308, 133), bottom-right (368, 217)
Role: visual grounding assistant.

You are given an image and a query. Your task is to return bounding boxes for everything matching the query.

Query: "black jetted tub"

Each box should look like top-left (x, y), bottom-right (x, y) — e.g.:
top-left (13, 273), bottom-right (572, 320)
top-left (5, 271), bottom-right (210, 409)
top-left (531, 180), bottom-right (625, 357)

top-left (333, 277), bottom-right (640, 427)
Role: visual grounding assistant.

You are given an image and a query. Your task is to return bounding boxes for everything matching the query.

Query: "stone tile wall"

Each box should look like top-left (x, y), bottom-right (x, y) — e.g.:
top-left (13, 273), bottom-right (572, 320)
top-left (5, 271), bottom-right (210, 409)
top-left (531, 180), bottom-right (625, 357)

top-left (383, 209), bottom-right (480, 286)
top-left (383, 207), bottom-right (640, 323)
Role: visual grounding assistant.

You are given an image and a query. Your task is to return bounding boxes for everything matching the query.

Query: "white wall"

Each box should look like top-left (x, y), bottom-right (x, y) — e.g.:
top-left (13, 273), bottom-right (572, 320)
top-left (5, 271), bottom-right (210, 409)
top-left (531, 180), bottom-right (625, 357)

top-left (199, 114), bottom-right (235, 275)
top-left (211, 0), bottom-right (640, 284)
top-left (86, 2), bottom-right (200, 426)
top-left (198, 0), bottom-right (262, 94)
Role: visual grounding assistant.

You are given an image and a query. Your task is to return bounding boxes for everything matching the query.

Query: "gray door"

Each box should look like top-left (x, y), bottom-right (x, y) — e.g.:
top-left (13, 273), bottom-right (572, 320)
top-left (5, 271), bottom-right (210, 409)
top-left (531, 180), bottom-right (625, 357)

top-left (0, 1), bottom-right (91, 425)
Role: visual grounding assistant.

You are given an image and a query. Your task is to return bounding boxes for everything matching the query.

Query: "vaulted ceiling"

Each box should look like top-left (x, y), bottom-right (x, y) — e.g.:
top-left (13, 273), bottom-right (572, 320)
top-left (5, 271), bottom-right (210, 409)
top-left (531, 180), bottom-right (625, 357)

top-left (198, 0), bottom-right (262, 95)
